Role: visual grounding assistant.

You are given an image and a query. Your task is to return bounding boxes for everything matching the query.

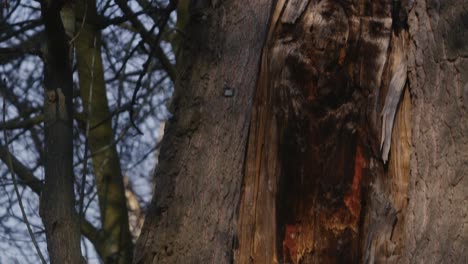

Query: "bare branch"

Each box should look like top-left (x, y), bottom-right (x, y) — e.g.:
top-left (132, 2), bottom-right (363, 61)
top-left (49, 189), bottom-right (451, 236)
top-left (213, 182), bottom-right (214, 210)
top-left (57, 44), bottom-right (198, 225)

top-left (115, 0), bottom-right (176, 81)
top-left (0, 115), bottom-right (43, 131)
top-left (0, 19), bottom-right (42, 43)
top-left (2, 96), bottom-right (46, 264)
top-left (128, 0), bottom-right (178, 134)
top-left (0, 143), bottom-right (42, 194)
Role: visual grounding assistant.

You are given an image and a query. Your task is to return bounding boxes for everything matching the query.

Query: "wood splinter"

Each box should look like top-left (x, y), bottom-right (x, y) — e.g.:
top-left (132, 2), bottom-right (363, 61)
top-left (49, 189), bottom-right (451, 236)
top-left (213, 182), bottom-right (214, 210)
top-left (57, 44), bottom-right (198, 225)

top-left (380, 32), bottom-right (407, 163)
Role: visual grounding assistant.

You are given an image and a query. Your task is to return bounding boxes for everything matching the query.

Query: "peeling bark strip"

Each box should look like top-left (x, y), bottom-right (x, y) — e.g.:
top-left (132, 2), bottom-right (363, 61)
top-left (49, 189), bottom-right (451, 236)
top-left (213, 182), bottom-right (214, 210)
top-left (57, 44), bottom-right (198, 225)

top-left (380, 32), bottom-right (407, 163)
top-left (39, 0), bottom-right (82, 263)
top-left (237, 0), bottom-right (413, 263)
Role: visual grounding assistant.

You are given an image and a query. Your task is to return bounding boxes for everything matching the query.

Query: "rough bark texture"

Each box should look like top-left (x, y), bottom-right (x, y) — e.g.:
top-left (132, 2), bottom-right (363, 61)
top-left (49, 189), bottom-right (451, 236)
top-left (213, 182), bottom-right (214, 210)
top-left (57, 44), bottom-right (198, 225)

top-left (133, 0), bottom-right (273, 263)
top-left (75, 1), bottom-right (133, 262)
top-left (135, 0), bottom-right (467, 263)
top-left (402, 0), bottom-right (468, 261)
top-left (39, 1), bottom-right (82, 263)
top-left (363, 0), bottom-right (468, 262)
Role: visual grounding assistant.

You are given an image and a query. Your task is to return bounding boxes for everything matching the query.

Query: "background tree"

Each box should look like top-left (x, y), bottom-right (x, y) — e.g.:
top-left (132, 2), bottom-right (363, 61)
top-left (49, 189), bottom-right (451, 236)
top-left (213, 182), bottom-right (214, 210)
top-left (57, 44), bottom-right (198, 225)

top-left (0, 0), bottom-right (178, 262)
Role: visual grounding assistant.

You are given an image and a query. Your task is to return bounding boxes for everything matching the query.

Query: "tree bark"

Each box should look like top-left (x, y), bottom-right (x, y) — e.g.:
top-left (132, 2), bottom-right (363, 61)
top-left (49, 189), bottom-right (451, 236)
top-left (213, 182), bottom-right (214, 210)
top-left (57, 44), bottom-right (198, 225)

top-left (39, 1), bottom-right (82, 263)
top-left (135, 0), bottom-right (468, 263)
top-left (396, 0), bottom-right (468, 262)
top-left (133, 0), bottom-right (273, 262)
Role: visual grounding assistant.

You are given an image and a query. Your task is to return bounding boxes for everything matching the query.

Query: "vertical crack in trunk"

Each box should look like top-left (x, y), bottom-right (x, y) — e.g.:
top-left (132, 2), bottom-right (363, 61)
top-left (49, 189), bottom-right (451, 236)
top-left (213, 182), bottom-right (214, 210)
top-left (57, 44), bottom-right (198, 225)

top-left (237, 0), bottom-right (412, 263)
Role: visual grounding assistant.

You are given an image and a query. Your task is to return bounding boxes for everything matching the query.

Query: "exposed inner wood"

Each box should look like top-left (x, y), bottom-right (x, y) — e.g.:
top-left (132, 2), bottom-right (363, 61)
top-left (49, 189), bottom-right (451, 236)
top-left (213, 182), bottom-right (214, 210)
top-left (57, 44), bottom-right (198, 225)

top-left (236, 0), bottom-right (411, 263)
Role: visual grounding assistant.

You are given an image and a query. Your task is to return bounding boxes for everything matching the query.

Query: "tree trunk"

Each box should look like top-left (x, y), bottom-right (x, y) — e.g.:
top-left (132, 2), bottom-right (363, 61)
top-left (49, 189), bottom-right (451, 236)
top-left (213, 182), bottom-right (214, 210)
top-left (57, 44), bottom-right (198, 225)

top-left (133, 0), bottom-right (272, 262)
top-left (39, 1), bottom-right (82, 263)
top-left (135, 0), bottom-right (468, 263)
top-left (75, 1), bottom-right (133, 262)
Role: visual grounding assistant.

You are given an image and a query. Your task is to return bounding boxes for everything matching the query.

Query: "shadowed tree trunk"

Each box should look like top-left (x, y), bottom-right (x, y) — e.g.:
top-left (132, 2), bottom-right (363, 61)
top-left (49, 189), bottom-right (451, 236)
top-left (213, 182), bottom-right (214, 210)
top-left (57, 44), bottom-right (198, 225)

top-left (134, 0), bottom-right (468, 263)
top-left (39, 0), bottom-right (82, 263)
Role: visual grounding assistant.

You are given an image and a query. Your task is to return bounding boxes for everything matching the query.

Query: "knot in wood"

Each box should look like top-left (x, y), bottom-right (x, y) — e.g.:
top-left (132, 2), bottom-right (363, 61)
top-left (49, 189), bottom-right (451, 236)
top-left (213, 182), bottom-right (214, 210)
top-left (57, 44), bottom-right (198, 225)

top-left (44, 88), bottom-right (69, 122)
top-left (46, 90), bottom-right (57, 103)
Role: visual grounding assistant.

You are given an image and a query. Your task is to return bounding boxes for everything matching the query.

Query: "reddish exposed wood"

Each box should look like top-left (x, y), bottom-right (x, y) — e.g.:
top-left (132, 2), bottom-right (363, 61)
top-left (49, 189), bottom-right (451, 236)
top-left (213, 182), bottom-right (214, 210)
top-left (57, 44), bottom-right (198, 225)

top-left (344, 144), bottom-right (364, 230)
top-left (236, 0), bottom-right (405, 263)
top-left (281, 219), bottom-right (316, 264)
top-left (282, 224), bottom-right (299, 264)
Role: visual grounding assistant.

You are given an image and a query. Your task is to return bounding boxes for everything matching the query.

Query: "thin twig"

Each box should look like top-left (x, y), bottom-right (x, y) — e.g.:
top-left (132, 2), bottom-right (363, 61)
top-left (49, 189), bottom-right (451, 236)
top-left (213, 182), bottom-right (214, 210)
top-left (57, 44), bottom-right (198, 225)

top-left (2, 89), bottom-right (46, 264)
top-left (113, 40), bottom-right (143, 81)
top-left (0, 115), bottom-right (43, 130)
top-left (115, 0), bottom-right (176, 81)
top-left (69, 1), bottom-right (88, 44)
top-left (99, 8), bottom-right (162, 29)
top-left (126, 140), bottom-right (162, 170)
top-left (129, 0), bottom-right (178, 134)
